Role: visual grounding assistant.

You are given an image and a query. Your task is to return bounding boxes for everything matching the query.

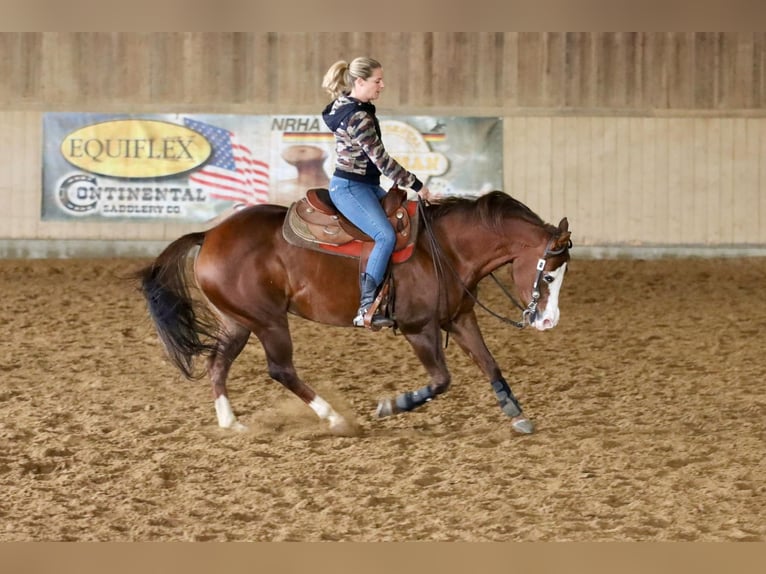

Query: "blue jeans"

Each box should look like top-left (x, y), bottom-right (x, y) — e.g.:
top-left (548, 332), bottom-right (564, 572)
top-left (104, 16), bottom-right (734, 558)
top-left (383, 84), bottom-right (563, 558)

top-left (329, 177), bottom-right (396, 286)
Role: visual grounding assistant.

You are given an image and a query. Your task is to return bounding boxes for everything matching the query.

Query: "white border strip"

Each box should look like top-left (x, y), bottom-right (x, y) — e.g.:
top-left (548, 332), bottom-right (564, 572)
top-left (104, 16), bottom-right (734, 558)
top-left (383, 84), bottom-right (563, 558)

top-left (2, 240), bottom-right (766, 260)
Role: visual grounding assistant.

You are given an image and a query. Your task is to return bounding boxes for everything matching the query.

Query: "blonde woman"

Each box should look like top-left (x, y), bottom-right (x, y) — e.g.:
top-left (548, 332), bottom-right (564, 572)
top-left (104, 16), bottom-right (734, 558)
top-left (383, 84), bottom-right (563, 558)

top-left (321, 57), bottom-right (430, 329)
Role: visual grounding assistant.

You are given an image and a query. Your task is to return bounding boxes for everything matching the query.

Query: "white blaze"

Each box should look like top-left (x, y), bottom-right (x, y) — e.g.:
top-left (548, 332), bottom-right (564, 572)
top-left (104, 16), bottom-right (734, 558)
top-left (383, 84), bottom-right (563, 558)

top-left (532, 262), bottom-right (567, 331)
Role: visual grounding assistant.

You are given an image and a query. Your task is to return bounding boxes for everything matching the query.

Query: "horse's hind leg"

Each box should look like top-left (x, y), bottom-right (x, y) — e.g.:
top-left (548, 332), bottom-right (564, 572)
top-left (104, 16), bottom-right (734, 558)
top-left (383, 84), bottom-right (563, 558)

top-left (207, 317), bottom-right (251, 430)
top-left (376, 321), bottom-right (451, 417)
top-left (252, 317), bottom-right (355, 436)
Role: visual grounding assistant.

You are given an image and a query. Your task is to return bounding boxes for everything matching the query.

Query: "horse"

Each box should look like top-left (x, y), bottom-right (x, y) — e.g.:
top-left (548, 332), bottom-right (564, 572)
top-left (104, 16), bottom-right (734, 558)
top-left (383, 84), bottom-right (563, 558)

top-left (134, 189), bottom-right (571, 436)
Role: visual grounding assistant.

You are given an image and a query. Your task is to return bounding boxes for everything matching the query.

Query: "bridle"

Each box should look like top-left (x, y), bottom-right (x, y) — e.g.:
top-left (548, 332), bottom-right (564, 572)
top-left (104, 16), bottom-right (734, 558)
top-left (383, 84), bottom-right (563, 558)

top-left (518, 236), bottom-right (572, 326)
top-left (418, 198), bottom-right (571, 331)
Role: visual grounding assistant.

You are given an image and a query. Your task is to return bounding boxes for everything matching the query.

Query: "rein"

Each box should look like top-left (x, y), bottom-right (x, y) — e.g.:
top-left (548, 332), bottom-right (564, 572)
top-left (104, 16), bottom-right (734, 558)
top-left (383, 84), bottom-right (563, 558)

top-left (416, 199), bottom-right (567, 332)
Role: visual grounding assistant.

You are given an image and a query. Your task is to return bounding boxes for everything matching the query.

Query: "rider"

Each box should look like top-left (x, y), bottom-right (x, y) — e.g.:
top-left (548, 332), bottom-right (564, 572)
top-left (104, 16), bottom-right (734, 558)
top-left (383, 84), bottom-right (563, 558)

top-left (321, 57), bottom-right (430, 329)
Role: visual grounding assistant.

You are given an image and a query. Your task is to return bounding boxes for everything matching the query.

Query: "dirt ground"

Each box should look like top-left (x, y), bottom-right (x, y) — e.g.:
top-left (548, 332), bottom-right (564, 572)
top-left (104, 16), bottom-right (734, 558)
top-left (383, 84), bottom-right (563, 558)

top-left (0, 255), bottom-right (764, 542)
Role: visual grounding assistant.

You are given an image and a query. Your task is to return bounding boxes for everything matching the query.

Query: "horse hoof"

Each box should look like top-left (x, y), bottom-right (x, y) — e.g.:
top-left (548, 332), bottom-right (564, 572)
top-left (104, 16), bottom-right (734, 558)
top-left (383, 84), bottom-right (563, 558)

top-left (376, 398), bottom-right (396, 418)
top-left (329, 418), bottom-right (357, 437)
top-left (511, 417), bottom-right (534, 434)
top-left (230, 420), bottom-right (248, 432)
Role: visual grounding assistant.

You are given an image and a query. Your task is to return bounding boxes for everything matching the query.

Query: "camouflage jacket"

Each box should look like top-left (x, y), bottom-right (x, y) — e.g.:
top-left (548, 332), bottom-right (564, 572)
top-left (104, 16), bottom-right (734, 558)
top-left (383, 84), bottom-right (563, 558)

top-left (321, 95), bottom-right (423, 191)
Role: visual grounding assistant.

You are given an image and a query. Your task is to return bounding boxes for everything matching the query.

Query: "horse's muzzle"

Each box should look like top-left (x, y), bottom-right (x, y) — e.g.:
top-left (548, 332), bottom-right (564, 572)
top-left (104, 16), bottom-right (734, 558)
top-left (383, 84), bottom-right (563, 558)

top-left (530, 308), bottom-right (559, 331)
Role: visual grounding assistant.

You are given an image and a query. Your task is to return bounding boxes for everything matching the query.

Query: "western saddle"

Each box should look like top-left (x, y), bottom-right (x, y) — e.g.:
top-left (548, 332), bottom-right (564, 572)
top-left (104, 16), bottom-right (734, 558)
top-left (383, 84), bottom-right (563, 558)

top-left (282, 185), bottom-right (418, 262)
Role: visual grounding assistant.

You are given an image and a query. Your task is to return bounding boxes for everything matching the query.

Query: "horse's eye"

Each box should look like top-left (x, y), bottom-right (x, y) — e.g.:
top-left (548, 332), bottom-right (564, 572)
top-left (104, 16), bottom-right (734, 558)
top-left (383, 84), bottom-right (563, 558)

top-left (543, 274), bottom-right (555, 284)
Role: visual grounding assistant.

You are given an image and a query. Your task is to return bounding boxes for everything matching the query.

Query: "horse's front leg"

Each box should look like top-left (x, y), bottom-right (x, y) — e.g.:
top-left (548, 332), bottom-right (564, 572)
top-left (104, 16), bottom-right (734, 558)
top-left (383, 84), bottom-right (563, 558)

top-left (447, 310), bottom-right (534, 434)
top-left (376, 321), bottom-right (450, 417)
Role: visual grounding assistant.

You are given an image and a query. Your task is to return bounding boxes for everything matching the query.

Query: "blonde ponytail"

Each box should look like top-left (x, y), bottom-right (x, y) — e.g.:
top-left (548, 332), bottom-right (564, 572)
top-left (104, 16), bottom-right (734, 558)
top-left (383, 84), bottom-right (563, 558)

top-left (322, 60), bottom-right (350, 99)
top-left (322, 57), bottom-right (382, 99)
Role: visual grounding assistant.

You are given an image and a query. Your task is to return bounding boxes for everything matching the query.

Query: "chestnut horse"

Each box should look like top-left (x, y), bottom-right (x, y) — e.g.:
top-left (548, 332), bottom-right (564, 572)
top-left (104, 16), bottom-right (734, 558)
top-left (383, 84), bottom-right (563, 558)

top-left (135, 191), bottom-right (571, 435)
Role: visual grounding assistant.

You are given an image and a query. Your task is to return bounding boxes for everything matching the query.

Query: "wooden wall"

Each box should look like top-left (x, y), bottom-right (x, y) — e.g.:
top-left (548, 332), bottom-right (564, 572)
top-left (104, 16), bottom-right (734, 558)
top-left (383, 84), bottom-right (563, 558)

top-left (1, 33), bottom-right (765, 253)
top-left (3, 32), bottom-right (766, 112)
top-left (505, 116), bottom-right (765, 246)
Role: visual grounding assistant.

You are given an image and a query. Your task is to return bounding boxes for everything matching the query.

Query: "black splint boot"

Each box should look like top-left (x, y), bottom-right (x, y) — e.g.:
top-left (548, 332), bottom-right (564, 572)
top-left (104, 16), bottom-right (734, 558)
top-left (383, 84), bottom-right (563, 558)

top-left (353, 273), bottom-right (394, 329)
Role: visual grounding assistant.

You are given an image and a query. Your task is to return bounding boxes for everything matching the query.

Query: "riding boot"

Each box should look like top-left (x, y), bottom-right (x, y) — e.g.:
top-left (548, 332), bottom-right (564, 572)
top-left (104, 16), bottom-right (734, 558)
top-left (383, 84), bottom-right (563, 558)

top-left (353, 273), bottom-right (394, 329)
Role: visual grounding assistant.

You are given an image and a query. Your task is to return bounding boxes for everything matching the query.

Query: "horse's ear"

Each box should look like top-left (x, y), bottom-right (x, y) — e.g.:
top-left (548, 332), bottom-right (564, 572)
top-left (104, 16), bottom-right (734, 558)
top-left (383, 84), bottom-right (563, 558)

top-left (553, 218), bottom-right (571, 251)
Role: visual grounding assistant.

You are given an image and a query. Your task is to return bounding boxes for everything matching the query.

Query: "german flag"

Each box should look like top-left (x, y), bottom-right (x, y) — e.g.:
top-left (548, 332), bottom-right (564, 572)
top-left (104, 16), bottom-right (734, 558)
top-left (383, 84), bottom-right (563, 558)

top-left (282, 132), bottom-right (334, 143)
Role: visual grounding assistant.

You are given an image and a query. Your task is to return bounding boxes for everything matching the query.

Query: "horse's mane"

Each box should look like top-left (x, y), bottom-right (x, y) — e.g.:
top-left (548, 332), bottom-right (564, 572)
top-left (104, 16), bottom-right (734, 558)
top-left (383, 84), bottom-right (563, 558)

top-left (426, 191), bottom-right (556, 233)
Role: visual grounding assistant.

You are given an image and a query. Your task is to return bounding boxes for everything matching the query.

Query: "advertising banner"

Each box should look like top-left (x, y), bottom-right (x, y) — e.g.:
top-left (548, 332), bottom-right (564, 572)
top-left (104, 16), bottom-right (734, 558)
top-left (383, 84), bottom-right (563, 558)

top-left (42, 113), bottom-right (502, 222)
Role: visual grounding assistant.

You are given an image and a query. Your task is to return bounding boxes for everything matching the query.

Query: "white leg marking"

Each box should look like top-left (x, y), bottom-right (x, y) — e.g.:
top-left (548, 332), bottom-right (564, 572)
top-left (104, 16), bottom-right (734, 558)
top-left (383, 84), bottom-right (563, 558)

top-left (214, 395), bottom-right (246, 431)
top-left (534, 262), bottom-right (567, 331)
top-left (309, 396), bottom-right (347, 430)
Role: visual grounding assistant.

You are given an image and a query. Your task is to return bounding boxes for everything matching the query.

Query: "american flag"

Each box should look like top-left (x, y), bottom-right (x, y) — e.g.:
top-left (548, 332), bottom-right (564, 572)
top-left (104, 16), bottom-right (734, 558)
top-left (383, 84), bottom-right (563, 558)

top-left (184, 118), bottom-right (270, 205)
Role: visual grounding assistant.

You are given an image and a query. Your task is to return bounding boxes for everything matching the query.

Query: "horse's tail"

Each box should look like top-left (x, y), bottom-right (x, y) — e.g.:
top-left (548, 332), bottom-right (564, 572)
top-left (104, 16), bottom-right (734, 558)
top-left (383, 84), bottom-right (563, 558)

top-left (134, 232), bottom-right (220, 380)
